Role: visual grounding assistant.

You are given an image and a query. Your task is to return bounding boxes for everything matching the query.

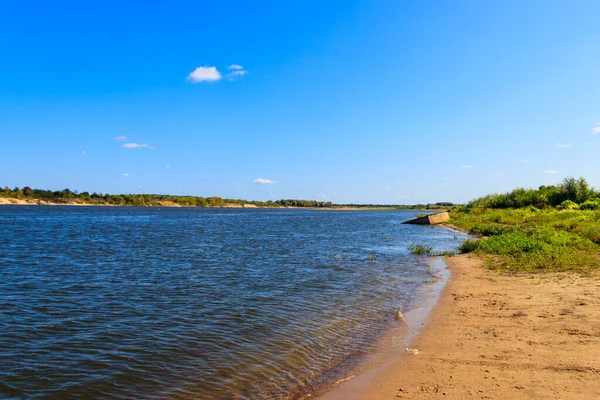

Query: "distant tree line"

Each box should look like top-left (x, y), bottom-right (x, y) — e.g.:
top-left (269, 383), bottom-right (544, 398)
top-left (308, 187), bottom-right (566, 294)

top-left (0, 185), bottom-right (455, 209)
top-left (466, 177), bottom-right (600, 210)
top-left (274, 199), bottom-right (333, 208)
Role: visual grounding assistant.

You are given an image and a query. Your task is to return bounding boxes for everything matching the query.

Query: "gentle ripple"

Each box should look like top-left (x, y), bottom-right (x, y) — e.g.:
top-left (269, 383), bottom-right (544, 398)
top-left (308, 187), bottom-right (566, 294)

top-left (0, 206), bottom-right (464, 399)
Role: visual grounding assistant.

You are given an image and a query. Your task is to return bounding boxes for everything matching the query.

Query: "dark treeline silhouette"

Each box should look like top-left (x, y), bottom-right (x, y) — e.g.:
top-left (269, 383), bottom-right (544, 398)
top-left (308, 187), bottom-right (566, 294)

top-left (1, 185), bottom-right (454, 209)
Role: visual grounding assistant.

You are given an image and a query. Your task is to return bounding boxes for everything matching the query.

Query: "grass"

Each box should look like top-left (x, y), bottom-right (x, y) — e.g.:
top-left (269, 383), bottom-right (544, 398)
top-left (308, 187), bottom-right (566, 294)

top-left (451, 208), bottom-right (600, 273)
top-left (408, 244), bottom-right (434, 256)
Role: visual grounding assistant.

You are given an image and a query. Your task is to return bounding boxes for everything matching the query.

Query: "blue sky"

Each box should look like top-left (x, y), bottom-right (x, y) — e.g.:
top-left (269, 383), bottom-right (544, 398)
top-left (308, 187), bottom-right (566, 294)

top-left (1, 1), bottom-right (599, 204)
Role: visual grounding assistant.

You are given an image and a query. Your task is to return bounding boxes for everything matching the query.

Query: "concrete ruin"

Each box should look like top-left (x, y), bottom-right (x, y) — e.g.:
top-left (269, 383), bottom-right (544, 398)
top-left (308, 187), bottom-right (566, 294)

top-left (403, 211), bottom-right (450, 225)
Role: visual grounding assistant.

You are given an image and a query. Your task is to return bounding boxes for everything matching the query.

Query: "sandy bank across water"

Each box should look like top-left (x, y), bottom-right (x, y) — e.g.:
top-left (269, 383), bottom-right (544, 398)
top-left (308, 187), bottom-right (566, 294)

top-left (318, 254), bottom-right (600, 399)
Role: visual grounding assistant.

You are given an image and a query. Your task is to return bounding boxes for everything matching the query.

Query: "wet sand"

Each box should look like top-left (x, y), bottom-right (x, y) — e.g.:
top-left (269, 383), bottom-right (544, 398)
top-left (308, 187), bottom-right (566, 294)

top-left (320, 254), bottom-right (600, 399)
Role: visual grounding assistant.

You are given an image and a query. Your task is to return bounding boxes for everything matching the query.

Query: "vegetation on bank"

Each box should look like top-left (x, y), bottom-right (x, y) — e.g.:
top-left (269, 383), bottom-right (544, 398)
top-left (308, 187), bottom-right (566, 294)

top-left (466, 177), bottom-right (600, 210)
top-left (450, 177), bottom-right (600, 274)
top-left (0, 185), bottom-right (455, 210)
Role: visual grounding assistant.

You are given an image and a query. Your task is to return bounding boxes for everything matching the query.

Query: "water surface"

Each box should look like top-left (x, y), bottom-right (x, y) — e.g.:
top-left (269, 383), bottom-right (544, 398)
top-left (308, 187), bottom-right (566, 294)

top-left (0, 207), bottom-right (463, 399)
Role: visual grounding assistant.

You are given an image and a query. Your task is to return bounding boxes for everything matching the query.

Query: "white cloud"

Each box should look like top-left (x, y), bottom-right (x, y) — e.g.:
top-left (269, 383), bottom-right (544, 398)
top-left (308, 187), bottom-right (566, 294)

top-left (461, 165), bottom-right (475, 169)
top-left (253, 178), bottom-right (277, 185)
top-left (138, 185), bottom-right (143, 188)
top-left (592, 125), bottom-right (600, 135)
top-left (386, 186), bottom-right (392, 190)
top-left (443, 177), bottom-right (450, 180)
top-left (165, 164), bottom-right (171, 169)
top-left (556, 143), bottom-right (572, 148)
top-left (123, 143), bottom-right (151, 149)
top-left (115, 135), bottom-right (127, 141)
top-left (517, 159), bottom-right (530, 163)
top-left (543, 170), bottom-right (559, 174)
top-left (315, 193), bottom-right (327, 198)
top-left (228, 70), bottom-right (248, 77)
top-left (187, 66), bottom-right (221, 83)
top-left (226, 65), bottom-right (249, 79)
top-left (121, 173), bottom-right (129, 177)
top-left (81, 150), bottom-right (87, 155)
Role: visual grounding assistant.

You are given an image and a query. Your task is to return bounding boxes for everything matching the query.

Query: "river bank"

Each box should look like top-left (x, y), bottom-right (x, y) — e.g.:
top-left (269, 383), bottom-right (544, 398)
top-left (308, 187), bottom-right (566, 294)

top-left (0, 198), bottom-right (439, 211)
top-left (319, 254), bottom-right (600, 399)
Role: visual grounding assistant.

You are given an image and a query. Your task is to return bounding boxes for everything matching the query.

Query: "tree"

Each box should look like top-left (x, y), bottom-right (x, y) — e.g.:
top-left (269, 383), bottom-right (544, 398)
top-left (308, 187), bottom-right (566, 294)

top-left (561, 177), bottom-right (591, 204)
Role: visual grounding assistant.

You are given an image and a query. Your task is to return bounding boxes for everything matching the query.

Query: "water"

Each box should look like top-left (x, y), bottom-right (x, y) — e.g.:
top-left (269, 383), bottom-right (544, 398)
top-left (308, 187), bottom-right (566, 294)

top-left (0, 206), bottom-right (464, 399)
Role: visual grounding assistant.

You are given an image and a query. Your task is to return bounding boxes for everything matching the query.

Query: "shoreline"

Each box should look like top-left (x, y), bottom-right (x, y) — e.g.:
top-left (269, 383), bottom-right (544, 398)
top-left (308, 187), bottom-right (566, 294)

top-left (320, 254), bottom-right (600, 399)
top-left (315, 257), bottom-right (452, 400)
top-left (0, 199), bottom-right (443, 211)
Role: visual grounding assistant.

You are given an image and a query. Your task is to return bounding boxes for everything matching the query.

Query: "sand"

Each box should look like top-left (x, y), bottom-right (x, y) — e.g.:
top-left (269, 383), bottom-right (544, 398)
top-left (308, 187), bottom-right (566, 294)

top-left (321, 254), bottom-right (600, 399)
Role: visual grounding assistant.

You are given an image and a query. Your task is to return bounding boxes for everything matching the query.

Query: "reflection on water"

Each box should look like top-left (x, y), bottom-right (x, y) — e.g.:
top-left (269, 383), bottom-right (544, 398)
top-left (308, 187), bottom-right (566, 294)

top-left (0, 207), bottom-right (463, 399)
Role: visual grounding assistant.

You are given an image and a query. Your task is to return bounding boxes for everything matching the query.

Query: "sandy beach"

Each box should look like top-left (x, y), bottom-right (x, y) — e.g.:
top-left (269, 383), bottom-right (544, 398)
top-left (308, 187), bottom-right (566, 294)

top-left (321, 254), bottom-right (600, 399)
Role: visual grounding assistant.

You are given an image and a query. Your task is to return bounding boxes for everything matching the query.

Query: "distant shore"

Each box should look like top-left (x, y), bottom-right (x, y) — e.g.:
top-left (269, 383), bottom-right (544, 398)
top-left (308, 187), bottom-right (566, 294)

top-left (0, 198), bottom-right (443, 211)
top-left (0, 198), bottom-right (355, 210)
top-left (319, 254), bottom-right (600, 399)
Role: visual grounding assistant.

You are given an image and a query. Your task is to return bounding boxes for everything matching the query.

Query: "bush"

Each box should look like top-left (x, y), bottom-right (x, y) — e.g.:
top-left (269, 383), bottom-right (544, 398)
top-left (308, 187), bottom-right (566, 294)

top-left (459, 239), bottom-right (481, 253)
top-left (466, 177), bottom-right (597, 208)
top-left (557, 200), bottom-right (580, 210)
top-left (580, 200), bottom-right (600, 211)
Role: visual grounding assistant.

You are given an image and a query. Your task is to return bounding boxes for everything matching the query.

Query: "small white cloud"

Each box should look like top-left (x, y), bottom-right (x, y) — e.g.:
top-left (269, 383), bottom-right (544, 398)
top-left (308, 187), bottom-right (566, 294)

top-left (228, 70), bottom-right (248, 77)
top-left (315, 193), bottom-right (327, 198)
top-left (253, 178), bottom-right (277, 185)
top-left (138, 185), bottom-right (143, 188)
top-left (592, 125), bottom-right (600, 134)
top-left (386, 186), bottom-right (392, 190)
top-left (123, 143), bottom-right (151, 149)
top-left (226, 65), bottom-right (249, 80)
top-left (543, 170), bottom-right (559, 174)
top-left (121, 173), bottom-right (129, 177)
top-left (187, 66), bottom-right (222, 83)
top-left (81, 150), bottom-right (87, 155)
top-left (165, 164), bottom-right (171, 169)
top-left (443, 177), bottom-right (450, 180)
top-left (517, 159), bottom-right (530, 163)
top-left (556, 143), bottom-right (572, 148)
top-left (461, 165), bottom-right (475, 169)
top-left (115, 135), bottom-right (127, 141)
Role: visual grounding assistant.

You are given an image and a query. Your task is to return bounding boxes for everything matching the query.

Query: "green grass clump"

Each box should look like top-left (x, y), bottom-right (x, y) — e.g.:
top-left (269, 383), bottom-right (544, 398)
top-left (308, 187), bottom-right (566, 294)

top-left (469, 224), bottom-right (514, 236)
top-left (459, 239), bottom-right (481, 253)
top-left (408, 244), bottom-right (434, 256)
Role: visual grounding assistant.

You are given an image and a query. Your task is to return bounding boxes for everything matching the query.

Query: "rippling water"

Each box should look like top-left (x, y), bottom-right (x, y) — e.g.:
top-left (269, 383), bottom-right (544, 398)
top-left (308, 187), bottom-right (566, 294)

top-left (0, 206), bottom-right (463, 399)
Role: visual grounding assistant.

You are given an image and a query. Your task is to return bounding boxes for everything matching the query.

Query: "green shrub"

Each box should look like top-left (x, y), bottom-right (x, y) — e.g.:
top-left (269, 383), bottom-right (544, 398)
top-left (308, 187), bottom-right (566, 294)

top-left (557, 200), bottom-right (580, 210)
top-left (459, 239), bottom-right (481, 253)
top-left (466, 177), bottom-right (597, 208)
top-left (580, 200), bottom-right (600, 211)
